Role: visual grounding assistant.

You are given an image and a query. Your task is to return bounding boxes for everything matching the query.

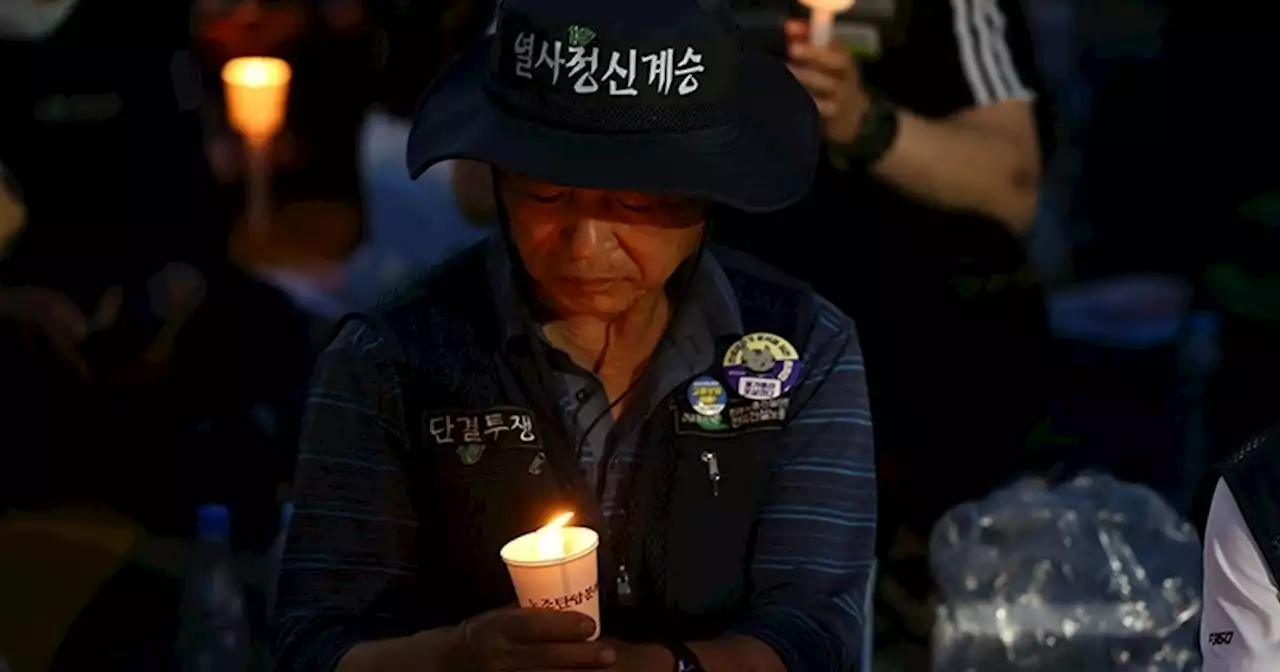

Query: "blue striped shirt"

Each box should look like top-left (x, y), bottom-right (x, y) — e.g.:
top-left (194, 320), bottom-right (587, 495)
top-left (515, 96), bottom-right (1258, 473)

top-left (274, 247), bottom-right (876, 672)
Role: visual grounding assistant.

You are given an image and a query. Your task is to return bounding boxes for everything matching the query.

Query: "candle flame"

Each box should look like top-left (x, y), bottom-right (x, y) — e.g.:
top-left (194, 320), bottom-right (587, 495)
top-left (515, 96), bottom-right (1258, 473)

top-left (542, 511), bottom-right (575, 532)
top-left (221, 57), bottom-right (292, 145)
top-left (533, 511), bottom-right (574, 560)
top-left (222, 57), bottom-right (292, 89)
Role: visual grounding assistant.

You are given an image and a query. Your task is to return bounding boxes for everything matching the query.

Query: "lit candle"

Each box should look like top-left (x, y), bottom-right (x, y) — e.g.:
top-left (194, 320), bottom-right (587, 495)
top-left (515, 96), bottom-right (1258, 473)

top-left (221, 57), bottom-right (292, 147)
top-left (800, 0), bottom-right (855, 47)
top-left (500, 511), bottom-right (602, 640)
top-left (221, 56), bottom-right (292, 238)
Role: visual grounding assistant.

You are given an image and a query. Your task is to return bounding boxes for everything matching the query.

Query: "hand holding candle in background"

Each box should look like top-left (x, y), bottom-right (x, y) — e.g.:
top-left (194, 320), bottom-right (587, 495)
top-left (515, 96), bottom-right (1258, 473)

top-left (785, 19), bottom-right (871, 148)
top-left (221, 56), bottom-right (292, 237)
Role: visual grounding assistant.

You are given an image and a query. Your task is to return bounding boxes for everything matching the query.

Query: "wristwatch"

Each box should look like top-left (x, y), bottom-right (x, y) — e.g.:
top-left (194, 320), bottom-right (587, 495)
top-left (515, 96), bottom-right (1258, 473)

top-left (840, 94), bottom-right (900, 167)
top-left (662, 639), bottom-right (706, 672)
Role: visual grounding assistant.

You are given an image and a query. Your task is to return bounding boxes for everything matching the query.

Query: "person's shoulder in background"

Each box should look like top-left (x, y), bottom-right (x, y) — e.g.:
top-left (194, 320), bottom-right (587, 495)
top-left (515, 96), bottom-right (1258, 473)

top-left (350, 110), bottom-right (495, 311)
top-left (1202, 476), bottom-right (1280, 671)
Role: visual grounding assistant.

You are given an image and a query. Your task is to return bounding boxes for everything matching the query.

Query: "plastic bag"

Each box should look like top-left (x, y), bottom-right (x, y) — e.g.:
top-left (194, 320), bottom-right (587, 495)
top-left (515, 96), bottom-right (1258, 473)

top-left (930, 473), bottom-right (1202, 671)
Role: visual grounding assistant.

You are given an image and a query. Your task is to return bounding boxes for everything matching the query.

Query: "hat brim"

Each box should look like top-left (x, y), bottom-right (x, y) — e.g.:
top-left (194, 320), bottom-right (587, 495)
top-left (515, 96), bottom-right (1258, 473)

top-left (407, 35), bottom-right (821, 213)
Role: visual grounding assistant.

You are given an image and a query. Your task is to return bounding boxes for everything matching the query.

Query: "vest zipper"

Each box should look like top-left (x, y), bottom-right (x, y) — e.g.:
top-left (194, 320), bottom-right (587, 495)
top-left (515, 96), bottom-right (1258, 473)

top-left (616, 562), bottom-right (633, 602)
top-left (599, 426), bottom-right (637, 607)
top-left (701, 451), bottom-right (721, 497)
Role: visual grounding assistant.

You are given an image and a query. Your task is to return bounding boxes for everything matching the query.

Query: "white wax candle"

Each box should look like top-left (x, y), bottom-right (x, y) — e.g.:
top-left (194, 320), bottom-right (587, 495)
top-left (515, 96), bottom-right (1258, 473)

top-left (801, 0), bottom-right (856, 47)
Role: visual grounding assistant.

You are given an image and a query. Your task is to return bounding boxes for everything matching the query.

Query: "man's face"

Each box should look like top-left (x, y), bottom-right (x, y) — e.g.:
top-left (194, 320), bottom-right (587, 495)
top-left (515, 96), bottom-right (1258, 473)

top-left (501, 173), bottom-right (706, 319)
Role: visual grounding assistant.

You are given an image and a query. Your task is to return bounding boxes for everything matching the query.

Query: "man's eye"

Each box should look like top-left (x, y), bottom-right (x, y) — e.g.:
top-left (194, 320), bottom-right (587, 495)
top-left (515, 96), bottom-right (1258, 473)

top-left (617, 198), bottom-right (657, 213)
top-left (529, 191), bottom-right (566, 203)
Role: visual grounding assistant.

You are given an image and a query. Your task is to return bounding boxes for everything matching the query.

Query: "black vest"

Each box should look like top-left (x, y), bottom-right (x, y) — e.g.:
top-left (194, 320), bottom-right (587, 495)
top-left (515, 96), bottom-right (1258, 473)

top-left (1218, 425), bottom-right (1280, 583)
top-left (355, 244), bottom-right (819, 642)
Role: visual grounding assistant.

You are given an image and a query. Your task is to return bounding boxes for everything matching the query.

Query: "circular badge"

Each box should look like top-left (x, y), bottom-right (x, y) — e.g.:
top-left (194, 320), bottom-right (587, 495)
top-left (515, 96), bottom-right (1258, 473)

top-left (686, 376), bottom-right (728, 416)
top-left (722, 332), bottom-right (803, 401)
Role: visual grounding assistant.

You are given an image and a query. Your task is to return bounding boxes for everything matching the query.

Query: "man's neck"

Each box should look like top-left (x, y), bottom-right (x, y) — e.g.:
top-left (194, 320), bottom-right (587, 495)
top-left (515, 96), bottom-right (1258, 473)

top-left (542, 291), bottom-right (671, 386)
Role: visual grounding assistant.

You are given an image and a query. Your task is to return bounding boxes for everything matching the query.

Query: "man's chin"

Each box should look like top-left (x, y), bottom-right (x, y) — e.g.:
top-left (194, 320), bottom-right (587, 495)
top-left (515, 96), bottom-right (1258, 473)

top-left (549, 293), bottom-right (633, 320)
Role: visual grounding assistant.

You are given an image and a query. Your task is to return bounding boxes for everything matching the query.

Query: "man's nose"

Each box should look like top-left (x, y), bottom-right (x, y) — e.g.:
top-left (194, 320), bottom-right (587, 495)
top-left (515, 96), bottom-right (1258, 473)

top-left (566, 217), bottom-right (617, 261)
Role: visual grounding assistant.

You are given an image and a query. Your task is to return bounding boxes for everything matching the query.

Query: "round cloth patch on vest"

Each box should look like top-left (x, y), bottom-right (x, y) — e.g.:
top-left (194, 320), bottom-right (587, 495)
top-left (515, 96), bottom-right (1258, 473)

top-left (722, 332), bottom-right (802, 400)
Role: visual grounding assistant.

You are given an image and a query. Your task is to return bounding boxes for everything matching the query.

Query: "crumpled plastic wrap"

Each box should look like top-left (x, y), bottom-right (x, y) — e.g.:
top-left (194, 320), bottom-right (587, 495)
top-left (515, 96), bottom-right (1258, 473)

top-left (930, 473), bottom-right (1202, 671)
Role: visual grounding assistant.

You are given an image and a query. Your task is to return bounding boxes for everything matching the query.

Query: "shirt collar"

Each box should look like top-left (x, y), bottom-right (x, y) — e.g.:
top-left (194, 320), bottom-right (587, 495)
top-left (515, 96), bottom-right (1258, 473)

top-left (486, 236), bottom-right (744, 352)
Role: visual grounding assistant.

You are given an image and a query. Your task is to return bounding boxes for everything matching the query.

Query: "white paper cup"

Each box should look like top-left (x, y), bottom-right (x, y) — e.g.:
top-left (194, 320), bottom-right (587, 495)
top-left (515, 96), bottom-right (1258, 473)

top-left (500, 526), bottom-right (601, 640)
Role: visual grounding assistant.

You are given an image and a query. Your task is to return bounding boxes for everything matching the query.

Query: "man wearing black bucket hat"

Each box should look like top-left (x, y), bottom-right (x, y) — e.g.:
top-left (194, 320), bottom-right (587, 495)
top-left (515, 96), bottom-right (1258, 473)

top-left (273, 0), bottom-right (875, 670)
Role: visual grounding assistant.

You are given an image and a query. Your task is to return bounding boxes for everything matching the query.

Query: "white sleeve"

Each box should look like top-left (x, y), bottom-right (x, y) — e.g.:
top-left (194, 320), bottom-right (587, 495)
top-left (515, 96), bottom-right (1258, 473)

top-left (1202, 478), bottom-right (1280, 671)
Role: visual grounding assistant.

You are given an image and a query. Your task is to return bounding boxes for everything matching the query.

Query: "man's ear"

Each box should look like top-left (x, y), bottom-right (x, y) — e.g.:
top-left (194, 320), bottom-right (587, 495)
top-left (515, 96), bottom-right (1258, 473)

top-left (0, 164), bottom-right (26, 256)
top-left (452, 160), bottom-right (498, 224)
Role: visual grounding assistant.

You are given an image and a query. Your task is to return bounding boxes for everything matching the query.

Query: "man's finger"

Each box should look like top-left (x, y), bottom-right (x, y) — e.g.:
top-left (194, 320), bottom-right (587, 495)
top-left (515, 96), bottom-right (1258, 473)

top-left (788, 43), bottom-right (854, 77)
top-left (510, 642), bottom-right (615, 669)
top-left (504, 610), bottom-right (597, 643)
top-left (788, 66), bottom-right (841, 98)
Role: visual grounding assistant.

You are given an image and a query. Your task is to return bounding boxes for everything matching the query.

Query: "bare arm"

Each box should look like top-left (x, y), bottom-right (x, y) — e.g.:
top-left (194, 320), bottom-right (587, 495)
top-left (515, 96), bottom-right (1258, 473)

top-left (868, 0), bottom-right (1043, 234)
top-left (871, 100), bottom-right (1041, 233)
top-left (788, 0), bottom-right (1043, 234)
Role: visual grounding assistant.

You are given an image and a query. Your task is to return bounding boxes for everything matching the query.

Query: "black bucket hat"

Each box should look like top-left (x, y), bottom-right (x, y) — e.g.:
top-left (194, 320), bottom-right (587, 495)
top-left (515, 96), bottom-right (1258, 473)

top-left (406, 0), bottom-right (820, 213)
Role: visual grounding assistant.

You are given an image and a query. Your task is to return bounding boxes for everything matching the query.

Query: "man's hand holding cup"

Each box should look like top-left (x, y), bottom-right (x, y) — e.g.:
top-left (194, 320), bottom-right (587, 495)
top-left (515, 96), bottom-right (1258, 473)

top-left (447, 608), bottom-right (615, 670)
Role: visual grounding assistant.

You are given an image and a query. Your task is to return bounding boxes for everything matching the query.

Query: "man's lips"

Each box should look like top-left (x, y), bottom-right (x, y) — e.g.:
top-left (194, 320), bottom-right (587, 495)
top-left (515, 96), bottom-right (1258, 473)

top-left (559, 277), bottom-right (621, 291)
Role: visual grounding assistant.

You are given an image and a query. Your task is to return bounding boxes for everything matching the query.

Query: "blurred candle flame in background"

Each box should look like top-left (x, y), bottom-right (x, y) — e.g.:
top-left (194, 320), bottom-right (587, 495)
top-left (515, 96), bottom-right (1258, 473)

top-left (221, 56), bottom-right (292, 146)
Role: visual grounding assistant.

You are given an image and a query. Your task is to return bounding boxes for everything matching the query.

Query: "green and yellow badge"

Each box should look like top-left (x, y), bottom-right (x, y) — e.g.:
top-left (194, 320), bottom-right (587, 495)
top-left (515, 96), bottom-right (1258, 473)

top-left (567, 25), bottom-right (597, 48)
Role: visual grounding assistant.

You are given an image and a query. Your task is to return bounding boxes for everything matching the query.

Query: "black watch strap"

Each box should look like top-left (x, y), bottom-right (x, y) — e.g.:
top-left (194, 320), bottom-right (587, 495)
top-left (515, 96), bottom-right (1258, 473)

top-left (843, 94), bottom-right (900, 167)
top-left (662, 639), bottom-right (706, 672)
